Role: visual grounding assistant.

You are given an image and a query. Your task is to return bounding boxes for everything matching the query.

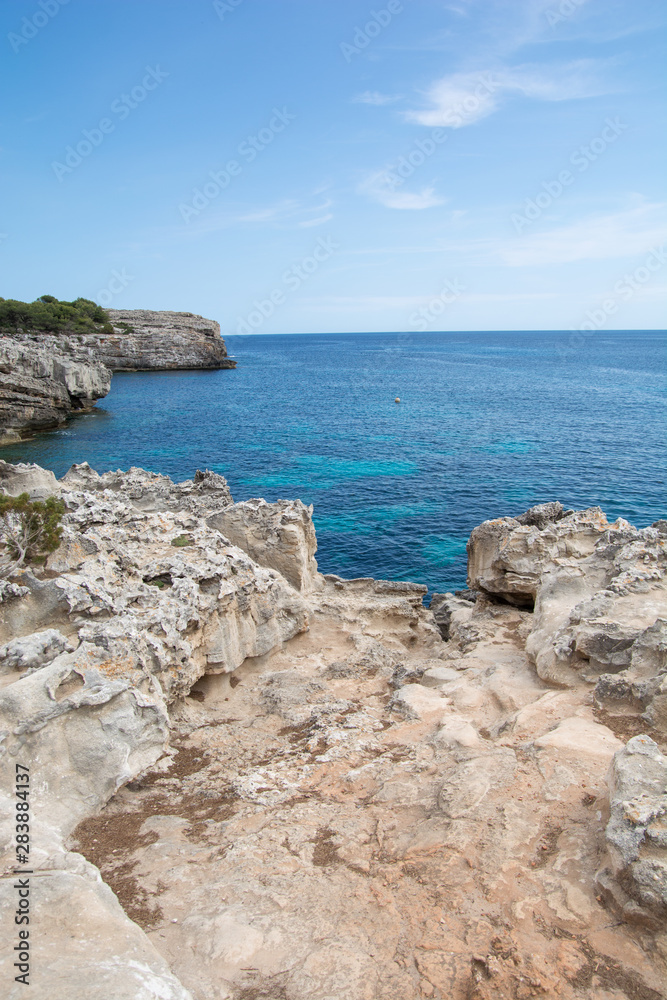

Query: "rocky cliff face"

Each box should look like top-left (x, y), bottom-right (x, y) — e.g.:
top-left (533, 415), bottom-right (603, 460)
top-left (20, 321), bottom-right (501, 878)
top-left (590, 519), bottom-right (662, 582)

top-left (0, 337), bottom-right (111, 444)
top-left (0, 308), bottom-right (235, 443)
top-left (7, 309), bottom-right (235, 372)
top-left (105, 309), bottom-right (236, 370)
top-left (0, 472), bottom-right (665, 1000)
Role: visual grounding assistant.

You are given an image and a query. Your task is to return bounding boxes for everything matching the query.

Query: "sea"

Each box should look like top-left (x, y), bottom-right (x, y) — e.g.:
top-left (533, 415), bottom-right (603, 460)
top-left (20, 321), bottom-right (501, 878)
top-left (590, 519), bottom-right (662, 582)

top-left (3, 330), bottom-right (665, 594)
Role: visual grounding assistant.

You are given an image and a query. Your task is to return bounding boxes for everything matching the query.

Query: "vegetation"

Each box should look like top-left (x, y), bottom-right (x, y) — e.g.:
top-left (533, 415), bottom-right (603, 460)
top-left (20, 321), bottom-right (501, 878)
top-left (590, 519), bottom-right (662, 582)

top-left (0, 294), bottom-right (116, 336)
top-left (0, 493), bottom-right (65, 577)
top-left (170, 534), bottom-right (193, 547)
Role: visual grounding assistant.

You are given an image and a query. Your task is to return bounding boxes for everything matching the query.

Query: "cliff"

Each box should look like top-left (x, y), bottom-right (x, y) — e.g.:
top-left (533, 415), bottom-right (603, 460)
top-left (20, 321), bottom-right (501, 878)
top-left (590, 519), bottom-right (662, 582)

top-left (9, 309), bottom-right (236, 372)
top-left (0, 308), bottom-right (235, 443)
top-left (104, 309), bottom-right (235, 370)
top-left (0, 337), bottom-right (111, 444)
top-left (0, 468), bottom-right (665, 1000)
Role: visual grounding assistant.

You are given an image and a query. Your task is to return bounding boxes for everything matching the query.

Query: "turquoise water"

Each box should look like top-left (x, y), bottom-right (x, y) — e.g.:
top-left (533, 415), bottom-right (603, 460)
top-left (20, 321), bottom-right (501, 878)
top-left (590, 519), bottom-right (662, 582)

top-left (4, 331), bottom-right (665, 593)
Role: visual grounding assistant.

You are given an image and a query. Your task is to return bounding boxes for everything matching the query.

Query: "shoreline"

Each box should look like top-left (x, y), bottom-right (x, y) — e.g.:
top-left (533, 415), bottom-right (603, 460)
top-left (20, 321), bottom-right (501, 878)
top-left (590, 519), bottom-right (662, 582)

top-left (0, 308), bottom-right (235, 445)
top-left (0, 459), bottom-right (665, 998)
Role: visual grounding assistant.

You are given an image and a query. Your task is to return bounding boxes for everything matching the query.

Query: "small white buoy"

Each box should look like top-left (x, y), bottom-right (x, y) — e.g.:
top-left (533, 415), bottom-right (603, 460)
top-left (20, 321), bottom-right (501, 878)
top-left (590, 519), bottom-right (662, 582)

top-left (395, 397), bottom-right (401, 403)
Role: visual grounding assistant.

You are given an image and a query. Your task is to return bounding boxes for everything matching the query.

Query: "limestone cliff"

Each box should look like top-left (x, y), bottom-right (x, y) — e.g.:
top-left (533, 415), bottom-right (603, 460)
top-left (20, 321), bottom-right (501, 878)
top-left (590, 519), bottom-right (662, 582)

top-left (0, 469), bottom-right (665, 1000)
top-left (104, 309), bottom-right (236, 370)
top-left (0, 337), bottom-right (111, 444)
top-left (9, 308), bottom-right (236, 372)
top-left (0, 308), bottom-right (235, 443)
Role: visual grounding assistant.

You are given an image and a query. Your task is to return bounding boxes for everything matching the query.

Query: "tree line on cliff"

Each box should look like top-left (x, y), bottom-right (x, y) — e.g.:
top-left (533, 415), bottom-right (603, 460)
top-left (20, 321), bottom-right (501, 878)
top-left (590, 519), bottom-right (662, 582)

top-left (0, 294), bottom-right (116, 336)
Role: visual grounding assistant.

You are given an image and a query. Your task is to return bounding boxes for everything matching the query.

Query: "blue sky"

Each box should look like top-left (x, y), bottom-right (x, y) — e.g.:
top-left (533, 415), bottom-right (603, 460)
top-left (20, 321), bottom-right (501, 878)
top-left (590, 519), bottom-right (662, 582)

top-left (1, 0), bottom-right (665, 334)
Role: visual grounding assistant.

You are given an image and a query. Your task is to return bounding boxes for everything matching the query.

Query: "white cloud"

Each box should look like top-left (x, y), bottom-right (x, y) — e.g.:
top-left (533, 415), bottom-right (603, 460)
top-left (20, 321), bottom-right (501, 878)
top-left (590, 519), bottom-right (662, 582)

top-left (405, 71), bottom-right (500, 127)
top-left (500, 201), bottom-right (667, 266)
top-left (405, 60), bottom-right (614, 128)
top-left (497, 60), bottom-right (615, 101)
top-left (359, 171), bottom-right (446, 210)
top-left (352, 90), bottom-right (402, 106)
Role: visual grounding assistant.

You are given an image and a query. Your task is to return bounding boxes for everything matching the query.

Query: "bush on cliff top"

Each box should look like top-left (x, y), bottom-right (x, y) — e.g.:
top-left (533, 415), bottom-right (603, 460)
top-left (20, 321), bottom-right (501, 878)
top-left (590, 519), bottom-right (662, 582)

top-left (0, 294), bottom-right (115, 336)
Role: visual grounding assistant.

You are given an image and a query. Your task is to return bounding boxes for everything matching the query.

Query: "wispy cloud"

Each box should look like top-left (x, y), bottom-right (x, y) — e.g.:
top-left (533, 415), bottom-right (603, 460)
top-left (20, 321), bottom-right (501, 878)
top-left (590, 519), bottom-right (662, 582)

top-left (198, 195), bottom-right (335, 232)
top-left (352, 90), bottom-right (402, 106)
top-left (405, 60), bottom-right (615, 128)
top-left (359, 171), bottom-right (446, 210)
top-left (342, 200), bottom-right (667, 267)
top-left (499, 200), bottom-right (667, 266)
top-left (298, 213), bottom-right (334, 228)
top-left (237, 199), bottom-right (301, 224)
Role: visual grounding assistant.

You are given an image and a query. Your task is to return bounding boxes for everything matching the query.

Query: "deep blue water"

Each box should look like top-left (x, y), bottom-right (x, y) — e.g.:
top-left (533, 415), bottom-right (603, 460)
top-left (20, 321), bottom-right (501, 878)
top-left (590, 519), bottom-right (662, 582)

top-left (3, 331), bottom-right (665, 593)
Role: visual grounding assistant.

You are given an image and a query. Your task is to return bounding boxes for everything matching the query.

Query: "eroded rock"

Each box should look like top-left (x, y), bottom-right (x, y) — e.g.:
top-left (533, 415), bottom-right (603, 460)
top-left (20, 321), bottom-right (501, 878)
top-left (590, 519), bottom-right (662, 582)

top-left (597, 734), bottom-right (667, 925)
top-left (0, 628), bottom-right (73, 674)
top-left (1, 478), bottom-right (665, 1000)
top-left (468, 504), bottom-right (667, 718)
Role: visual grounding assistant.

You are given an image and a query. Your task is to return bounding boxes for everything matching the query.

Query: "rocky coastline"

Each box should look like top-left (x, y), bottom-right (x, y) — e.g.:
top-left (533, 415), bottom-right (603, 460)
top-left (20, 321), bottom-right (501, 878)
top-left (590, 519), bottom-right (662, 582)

top-left (0, 337), bottom-right (111, 445)
top-left (0, 309), bottom-right (235, 444)
top-left (0, 464), bottom-right (665, 999)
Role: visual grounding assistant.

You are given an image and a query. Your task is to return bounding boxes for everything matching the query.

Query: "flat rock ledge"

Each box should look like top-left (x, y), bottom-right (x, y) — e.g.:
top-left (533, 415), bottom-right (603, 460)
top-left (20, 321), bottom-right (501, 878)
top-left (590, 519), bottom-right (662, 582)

top-left (0, 477), bottom-right (665, 1000)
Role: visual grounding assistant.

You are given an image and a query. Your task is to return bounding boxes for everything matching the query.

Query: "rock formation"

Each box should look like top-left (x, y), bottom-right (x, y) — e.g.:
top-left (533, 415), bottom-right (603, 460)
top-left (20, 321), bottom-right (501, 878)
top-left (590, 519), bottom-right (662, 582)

top-left (0, 337), bottom-right (111, 445)
top-left (106, 309), bottom-right (235, 370)
top-left (7, 309), bottom-right (235, 373)
top-left (0, 475), bottom-right (665, 999)
top-left (0, 309), bottom-right (235, 443)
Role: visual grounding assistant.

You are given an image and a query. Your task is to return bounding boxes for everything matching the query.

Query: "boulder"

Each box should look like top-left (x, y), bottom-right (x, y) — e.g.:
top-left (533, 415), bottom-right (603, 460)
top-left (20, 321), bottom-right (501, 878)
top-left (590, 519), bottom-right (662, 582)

top-left (0, 460), bottom-right (60, 499)
top-left (209, 497), bottom-right (323, 592)
top-left (467, 503), bottom-right (667, 711)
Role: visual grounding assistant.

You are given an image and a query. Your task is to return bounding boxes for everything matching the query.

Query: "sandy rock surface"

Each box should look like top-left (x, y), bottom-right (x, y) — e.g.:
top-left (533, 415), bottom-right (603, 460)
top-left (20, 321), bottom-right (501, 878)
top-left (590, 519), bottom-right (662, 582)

top-left (0, 472), bottom-right (665, 999)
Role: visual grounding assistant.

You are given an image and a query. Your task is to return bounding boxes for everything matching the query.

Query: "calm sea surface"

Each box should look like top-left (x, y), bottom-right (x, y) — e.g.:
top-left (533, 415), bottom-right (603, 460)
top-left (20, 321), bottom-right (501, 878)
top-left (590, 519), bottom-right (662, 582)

top-left (4, 331), bottom-right (666, 593)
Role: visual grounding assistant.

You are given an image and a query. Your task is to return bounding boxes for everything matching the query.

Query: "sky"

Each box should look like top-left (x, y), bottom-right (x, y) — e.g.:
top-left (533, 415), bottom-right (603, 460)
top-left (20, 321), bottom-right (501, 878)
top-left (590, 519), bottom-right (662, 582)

top-left (1, 0), bottom-right (666, 334)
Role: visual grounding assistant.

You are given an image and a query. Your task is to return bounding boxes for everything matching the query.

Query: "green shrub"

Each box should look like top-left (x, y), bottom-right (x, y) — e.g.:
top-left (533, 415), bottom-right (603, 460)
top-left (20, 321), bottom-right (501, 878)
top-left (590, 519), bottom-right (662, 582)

top-left (0, 294), bottom-right (127, 337)
top-left (170, 534), bottom-right (193, 548)
top-left (0, 493), bottom-right (64, 577)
